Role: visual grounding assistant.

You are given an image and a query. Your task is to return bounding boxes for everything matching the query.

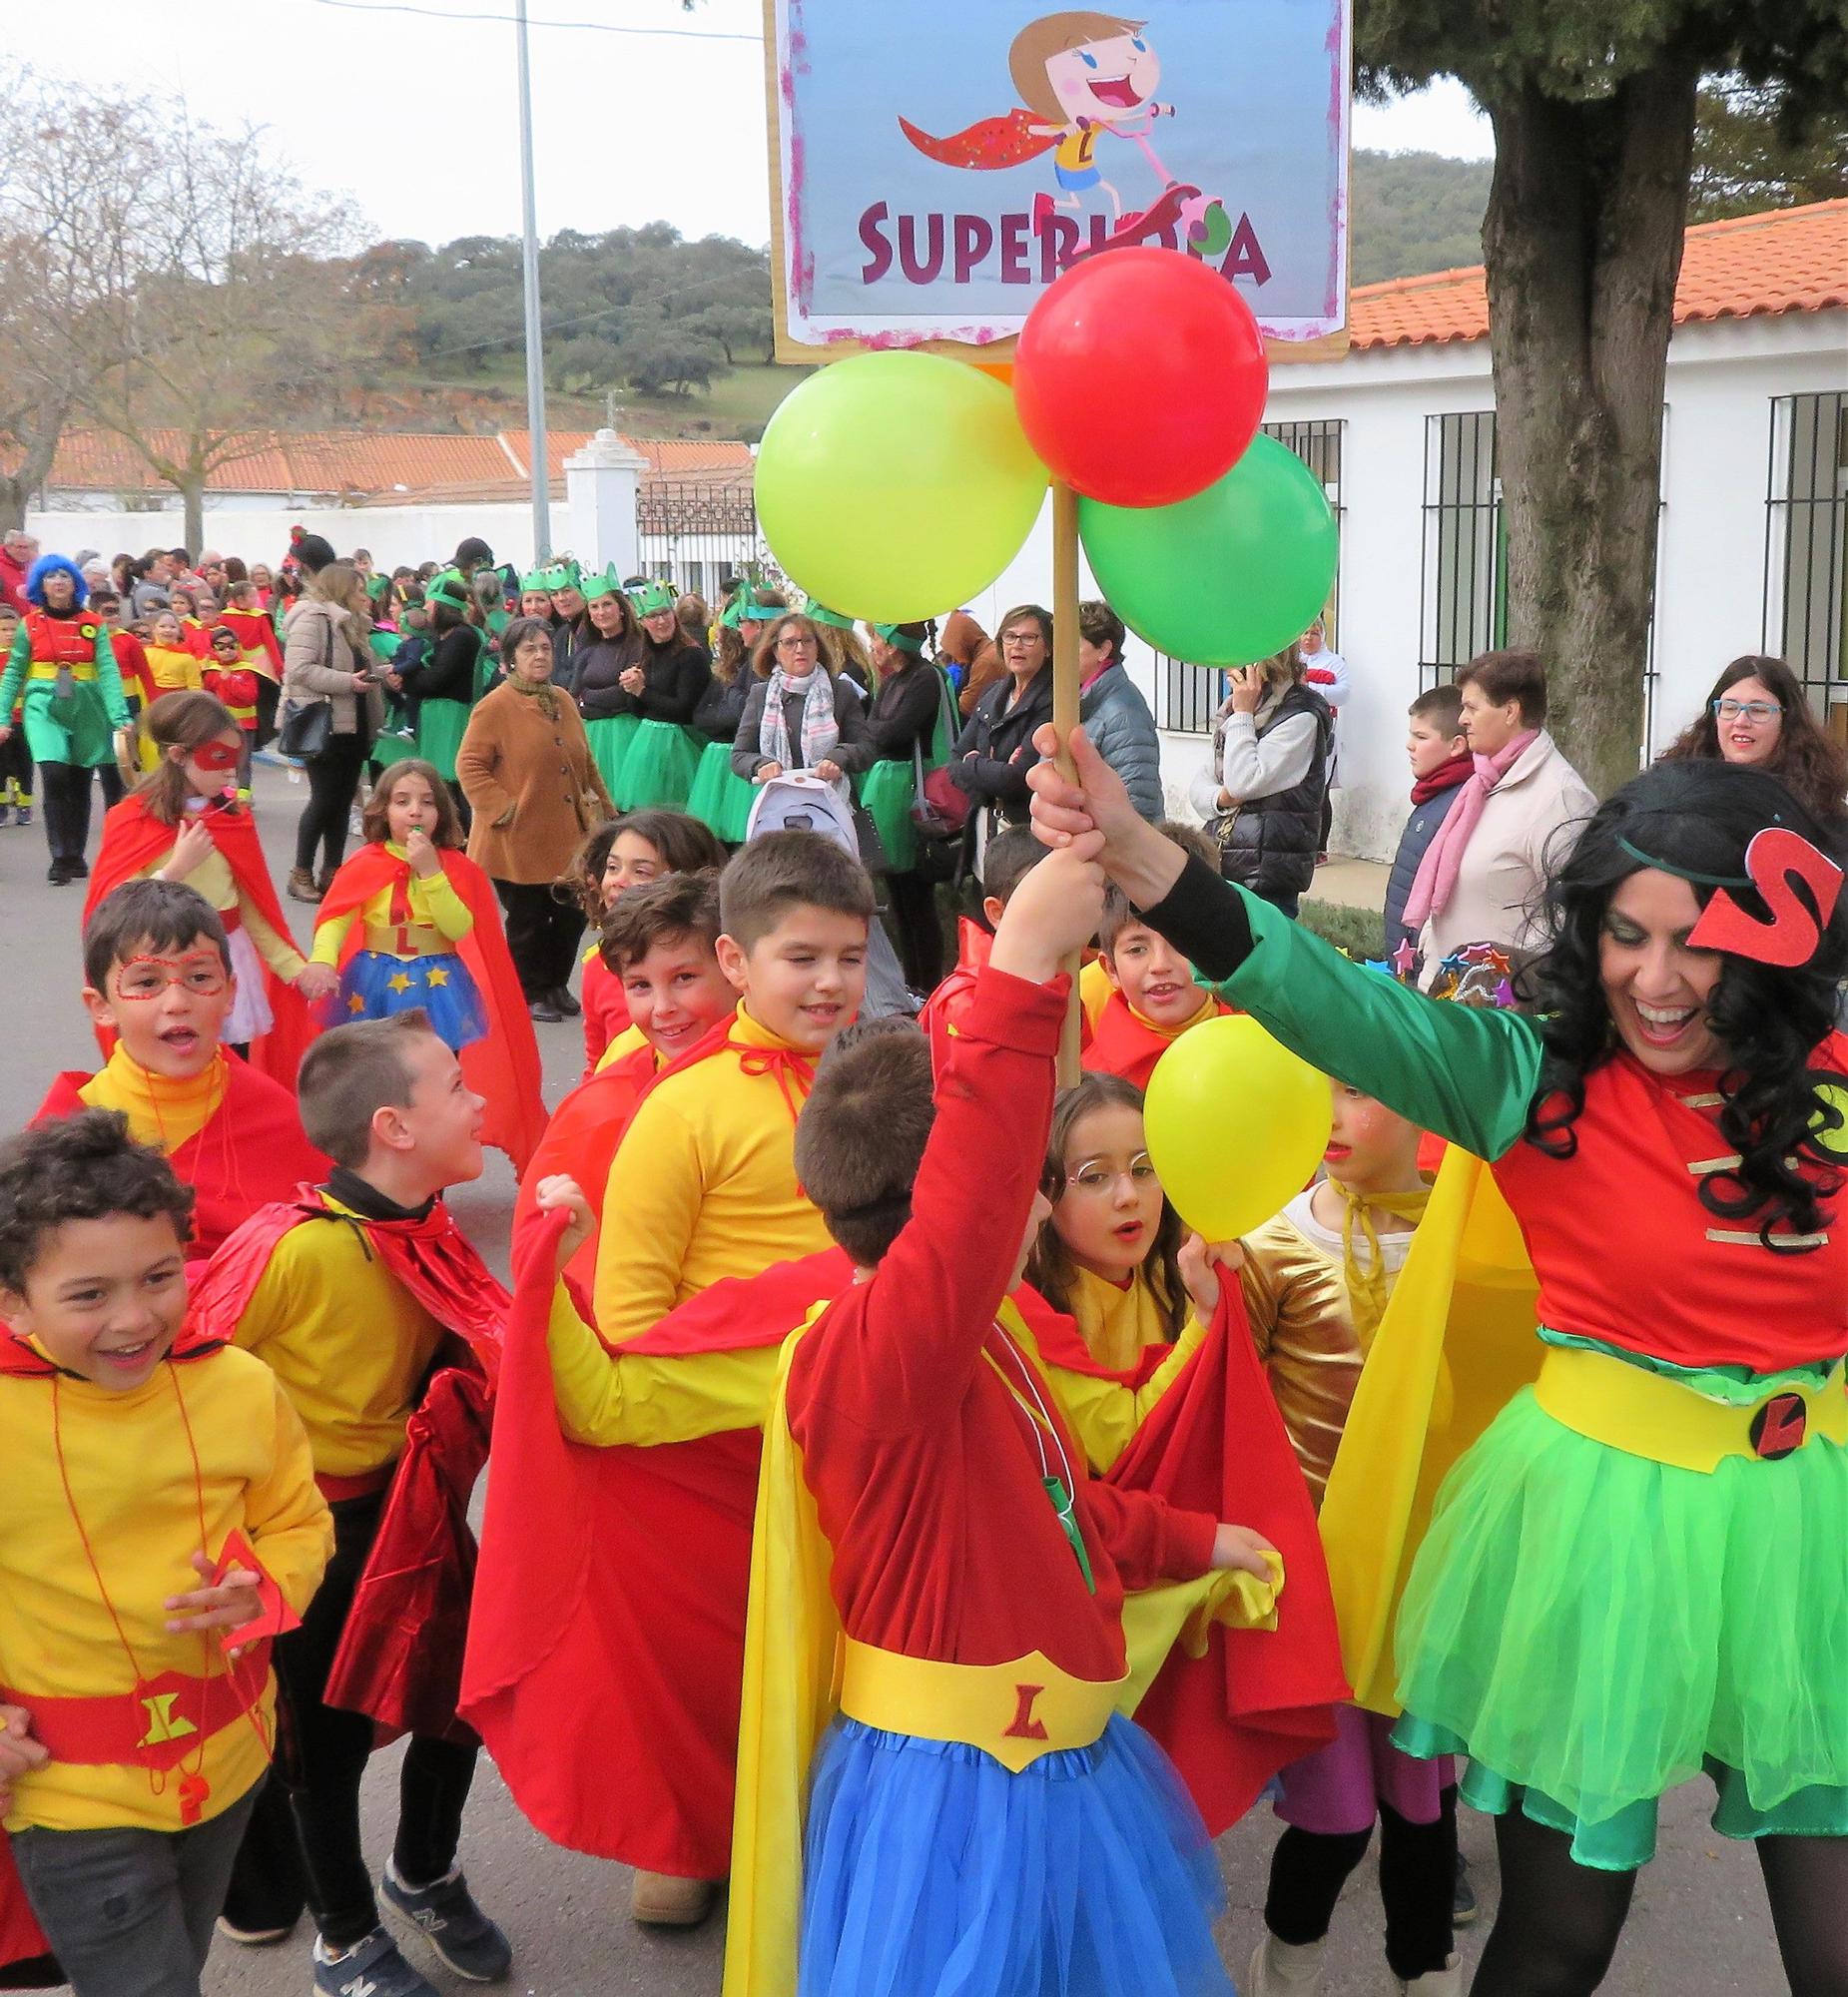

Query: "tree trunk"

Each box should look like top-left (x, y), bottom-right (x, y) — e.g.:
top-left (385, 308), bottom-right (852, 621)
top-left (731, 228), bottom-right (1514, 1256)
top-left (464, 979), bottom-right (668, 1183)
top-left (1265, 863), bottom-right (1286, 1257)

top-left (1481, 52), bottom-right (1701, 798)
top-left (0, 412), bottom-right (69, 533)
top-left (180, 468), bottom-right (207, 557)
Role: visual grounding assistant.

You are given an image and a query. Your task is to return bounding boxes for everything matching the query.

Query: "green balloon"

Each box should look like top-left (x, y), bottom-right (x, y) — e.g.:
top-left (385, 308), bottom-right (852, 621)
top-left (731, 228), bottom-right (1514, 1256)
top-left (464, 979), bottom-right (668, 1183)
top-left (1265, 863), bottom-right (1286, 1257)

top-left (1077, 434), bottom-right (1339, 667)
top-left (756, 349), bottom-right (1048, 624)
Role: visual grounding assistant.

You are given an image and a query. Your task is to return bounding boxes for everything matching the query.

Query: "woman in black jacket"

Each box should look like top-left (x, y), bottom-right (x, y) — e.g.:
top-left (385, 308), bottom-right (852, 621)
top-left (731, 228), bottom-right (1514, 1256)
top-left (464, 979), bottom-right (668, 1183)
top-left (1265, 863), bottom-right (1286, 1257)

top-left (860, 619), bottom-right (950, 989)
top-left (687, 587), bottom-right (787, 842)
top-left (402, 572), bottom-right (484, 826)
top-left (613, 578), bottom-right (715, 810)
top-left (948, 603), bottom-right (1055, 858)
top-left (570, 577), bottom-right (648, 798)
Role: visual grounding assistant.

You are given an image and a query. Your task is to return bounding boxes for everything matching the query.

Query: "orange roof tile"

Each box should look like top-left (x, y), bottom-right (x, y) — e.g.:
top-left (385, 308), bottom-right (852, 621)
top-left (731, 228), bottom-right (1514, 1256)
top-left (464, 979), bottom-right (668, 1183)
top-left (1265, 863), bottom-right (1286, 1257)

top-left (1350, 198), bottom-right (1848, 351)
top-left (20, 426), bottom-right (755, 498)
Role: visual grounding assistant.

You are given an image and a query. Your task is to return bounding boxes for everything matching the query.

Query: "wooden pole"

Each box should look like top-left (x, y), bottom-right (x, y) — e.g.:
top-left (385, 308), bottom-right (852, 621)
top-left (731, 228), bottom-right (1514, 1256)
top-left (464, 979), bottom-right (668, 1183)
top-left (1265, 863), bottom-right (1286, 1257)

top-left (1051, 479), bottom-right (1083, 1086)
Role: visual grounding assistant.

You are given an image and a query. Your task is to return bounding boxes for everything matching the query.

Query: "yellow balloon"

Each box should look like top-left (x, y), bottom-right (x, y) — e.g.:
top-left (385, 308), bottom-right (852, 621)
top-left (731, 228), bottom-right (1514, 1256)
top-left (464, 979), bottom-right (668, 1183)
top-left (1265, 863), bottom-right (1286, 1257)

top-left (1143, 1013), bottom-right (1332, 1240)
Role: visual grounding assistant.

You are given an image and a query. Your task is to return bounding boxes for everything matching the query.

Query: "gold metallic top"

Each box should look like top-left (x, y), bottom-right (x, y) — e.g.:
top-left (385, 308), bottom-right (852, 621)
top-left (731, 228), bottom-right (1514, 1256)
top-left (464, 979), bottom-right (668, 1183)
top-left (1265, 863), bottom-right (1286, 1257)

top-left (1239, 1193), bottom-right (1413, 1505)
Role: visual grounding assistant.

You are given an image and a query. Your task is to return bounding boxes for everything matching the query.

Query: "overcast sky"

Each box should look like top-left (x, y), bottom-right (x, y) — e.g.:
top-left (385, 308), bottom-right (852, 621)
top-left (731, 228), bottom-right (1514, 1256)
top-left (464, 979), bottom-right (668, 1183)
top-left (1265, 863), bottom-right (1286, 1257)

top-left (48, 1), bottom-right (1493, 250)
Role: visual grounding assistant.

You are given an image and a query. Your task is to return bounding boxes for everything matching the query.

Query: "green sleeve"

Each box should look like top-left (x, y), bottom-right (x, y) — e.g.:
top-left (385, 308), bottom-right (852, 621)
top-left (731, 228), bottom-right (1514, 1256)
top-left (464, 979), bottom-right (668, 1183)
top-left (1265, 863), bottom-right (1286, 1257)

top-left (0, 625), bottom-right (27, 719)
top-left (92, 624), bottom-right (130, 727)
top-left (1213, 894), bottom-right (1544, 1160)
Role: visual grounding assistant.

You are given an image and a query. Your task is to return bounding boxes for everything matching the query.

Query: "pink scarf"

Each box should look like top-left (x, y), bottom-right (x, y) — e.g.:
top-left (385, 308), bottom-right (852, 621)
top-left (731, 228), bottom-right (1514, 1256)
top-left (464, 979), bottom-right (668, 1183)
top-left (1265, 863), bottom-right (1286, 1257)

top-left (1402, 729), bottom-right (1538, 930)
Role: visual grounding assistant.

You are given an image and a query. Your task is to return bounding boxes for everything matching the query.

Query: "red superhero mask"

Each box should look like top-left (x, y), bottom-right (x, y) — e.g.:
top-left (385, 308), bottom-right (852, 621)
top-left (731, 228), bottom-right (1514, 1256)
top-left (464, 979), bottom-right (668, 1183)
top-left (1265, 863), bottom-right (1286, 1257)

top-left (1686, 828), bottom-right (1844, 969)
top-left (190, 740), bottom-right (242, 774)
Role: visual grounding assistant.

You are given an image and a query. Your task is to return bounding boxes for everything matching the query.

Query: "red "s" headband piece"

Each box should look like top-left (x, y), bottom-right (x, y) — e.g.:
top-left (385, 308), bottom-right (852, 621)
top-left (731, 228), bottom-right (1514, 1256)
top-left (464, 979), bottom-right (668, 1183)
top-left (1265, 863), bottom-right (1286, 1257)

top-left (1686, 827), bottom-right (1844, 968)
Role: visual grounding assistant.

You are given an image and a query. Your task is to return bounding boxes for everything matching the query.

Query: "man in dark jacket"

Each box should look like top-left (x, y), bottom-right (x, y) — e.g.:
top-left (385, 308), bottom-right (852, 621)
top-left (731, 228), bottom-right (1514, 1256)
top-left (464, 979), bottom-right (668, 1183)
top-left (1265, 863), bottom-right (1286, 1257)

top-left (1384, 683), bottom-right (1473, 960)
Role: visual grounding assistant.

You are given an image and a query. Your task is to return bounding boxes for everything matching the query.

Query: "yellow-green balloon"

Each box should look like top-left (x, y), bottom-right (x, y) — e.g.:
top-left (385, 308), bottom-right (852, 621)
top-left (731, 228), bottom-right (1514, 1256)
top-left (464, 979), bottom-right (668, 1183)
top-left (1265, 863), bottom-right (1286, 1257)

top-left (755, 350), bottom-right (1048, 622)
top-left (1143, 1013), bottom-right (1332, 1240)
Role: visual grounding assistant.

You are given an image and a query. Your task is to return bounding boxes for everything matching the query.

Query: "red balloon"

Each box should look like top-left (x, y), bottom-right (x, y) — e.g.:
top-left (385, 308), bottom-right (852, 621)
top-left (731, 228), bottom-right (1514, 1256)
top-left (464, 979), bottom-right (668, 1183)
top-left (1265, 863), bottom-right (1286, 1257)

top-left (1013, 248), bottom-right (1268, 508)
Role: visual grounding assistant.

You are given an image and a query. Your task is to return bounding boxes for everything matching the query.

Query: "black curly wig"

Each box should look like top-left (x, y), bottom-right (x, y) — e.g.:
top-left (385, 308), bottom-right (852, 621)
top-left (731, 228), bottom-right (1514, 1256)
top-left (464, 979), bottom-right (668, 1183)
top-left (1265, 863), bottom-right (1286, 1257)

top-left (1518, 761), bottom-right (1845, 1247)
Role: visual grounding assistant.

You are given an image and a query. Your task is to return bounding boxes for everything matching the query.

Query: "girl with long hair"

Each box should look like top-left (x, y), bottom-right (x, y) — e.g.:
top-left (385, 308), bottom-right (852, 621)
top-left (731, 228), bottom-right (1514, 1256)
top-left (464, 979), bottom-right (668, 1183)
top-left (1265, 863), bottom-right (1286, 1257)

top-left (402, 570), bottom-right (484, 819)
top-left (282, 560), bottom-right (383, 904)
top-left (612, 579), bottom-right (714, 813)
top-left (86, 690), bottom-right (330, 1080)
top-left (569, 576), bottom-right (649, 798)
top-left (1659, 653), bottom-right (1848, 837)
top-left (1030, 739), bottom-right (1848, 1996)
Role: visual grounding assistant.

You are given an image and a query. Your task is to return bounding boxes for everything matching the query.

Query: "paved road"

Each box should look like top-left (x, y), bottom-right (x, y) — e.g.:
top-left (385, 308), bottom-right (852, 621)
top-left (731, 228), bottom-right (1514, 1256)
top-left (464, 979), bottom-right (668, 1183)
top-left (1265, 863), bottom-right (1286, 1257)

top-left (0, 768), bottom-right (1782, 1995)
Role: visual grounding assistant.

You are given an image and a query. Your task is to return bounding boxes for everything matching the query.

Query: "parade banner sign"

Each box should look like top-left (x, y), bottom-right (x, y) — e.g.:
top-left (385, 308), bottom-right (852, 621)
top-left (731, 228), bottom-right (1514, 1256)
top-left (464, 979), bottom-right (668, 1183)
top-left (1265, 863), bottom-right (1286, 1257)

top-left (765, 0), bottom-right (1351, 360)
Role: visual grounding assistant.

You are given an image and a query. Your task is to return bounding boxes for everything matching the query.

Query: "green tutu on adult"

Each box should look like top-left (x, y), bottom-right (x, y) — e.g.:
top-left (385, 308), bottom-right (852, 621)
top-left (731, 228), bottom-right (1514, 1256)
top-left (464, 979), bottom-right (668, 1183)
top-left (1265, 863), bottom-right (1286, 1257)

top-left (685, 738), bottom-right (756, 843)
top-left (417, 697), bottom-right (473, 784)
top-left (1390, 1370), bottom-right (1848, 1870)
top-left (583, 713), bottom-right (640, 803)
top-left (618, 719), bottom-right (703, 812)
top-left (854, 660), bottom-right (955, 876)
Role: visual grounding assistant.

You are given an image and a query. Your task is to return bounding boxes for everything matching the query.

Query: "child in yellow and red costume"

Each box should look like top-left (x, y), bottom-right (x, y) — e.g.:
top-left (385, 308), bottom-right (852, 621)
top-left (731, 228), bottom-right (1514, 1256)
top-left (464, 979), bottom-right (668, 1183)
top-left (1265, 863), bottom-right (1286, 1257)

top-left (34, 882), bottom-right (329, 1268)
top-left (726, 840), bottom-right (1279, 1997)
top-left (187, 1010), bottom-right (558, 1996)
top-left (0, 1111), bottom-right (331, 1996)
top-left (469, 832), bottom-right (873, 1933)
top-left (1083, 825), bottom-right (1231, 1092)
top-left (88, 693), bottom-right (329, 1089)
top-left (510, 870), bottom-right (734, 1294)
top-left (310, 757), bottom-right (544, 1173)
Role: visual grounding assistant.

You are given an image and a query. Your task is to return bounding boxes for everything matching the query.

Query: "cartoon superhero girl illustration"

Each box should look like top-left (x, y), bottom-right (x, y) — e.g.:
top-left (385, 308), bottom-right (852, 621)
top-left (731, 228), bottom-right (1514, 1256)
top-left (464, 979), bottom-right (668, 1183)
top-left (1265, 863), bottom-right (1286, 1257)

top-left (900, 10), bottom-right (1233, 256)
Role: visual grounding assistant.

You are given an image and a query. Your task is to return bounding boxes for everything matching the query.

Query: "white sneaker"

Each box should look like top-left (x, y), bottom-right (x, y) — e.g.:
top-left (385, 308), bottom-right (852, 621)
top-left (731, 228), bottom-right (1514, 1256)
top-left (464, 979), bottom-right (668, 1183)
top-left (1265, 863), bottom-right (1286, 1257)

top-left (1396, 1958), bottom-right (1464, 1994)
top-left (1246, 1931), bottom-right (1326, 1995)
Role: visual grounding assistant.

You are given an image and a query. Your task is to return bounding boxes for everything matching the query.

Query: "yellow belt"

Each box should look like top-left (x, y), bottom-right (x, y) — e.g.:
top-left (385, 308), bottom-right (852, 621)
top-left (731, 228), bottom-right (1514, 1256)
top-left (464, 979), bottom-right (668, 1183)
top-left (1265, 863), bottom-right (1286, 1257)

top-left (838, 1639), bottom-right (1123, 1773)
top-left (1535, 1345), bottom-right (1846, 1475)
top-left (27, 661), bottom-right (97, 682)
top-left (360, 926), bottom-right (450, 958)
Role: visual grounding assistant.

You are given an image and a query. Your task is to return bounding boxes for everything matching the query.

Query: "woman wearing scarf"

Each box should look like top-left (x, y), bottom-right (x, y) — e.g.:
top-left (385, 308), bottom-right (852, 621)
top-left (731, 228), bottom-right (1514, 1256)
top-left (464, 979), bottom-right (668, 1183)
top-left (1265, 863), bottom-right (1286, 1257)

top-left (1402, 650), bottom-right (1596, 985)
top-left (1187, 645), bottom-right (1334, 920)
top-left (731, 611), bottom-right (873, 803)
top-left (456, 615), bottom-right (614, 1021)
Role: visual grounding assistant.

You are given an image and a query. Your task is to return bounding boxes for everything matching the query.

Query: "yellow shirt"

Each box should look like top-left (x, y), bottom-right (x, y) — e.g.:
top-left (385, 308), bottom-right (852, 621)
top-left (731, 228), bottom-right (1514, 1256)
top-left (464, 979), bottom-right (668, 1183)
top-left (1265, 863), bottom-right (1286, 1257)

top-left (1015, 1303), bottom-right (1208, 1476)
top-left (145, 643), bottom-right (205, 694)
top-left (80, 1045), bottom-right (228, 1155)
top-left (233, 1198), bottom-right (446, 1478)
top-left (310, 847), bottom-right (475, 967)
top-left (143, 838), bottom-right (308, 984)
top-left (0, 1346), bottom-right (330, 1832)
top-left (1078, 956), bottom-right (1112, 1028)
top-left (594, 1021), bottom-right (648, 1075)
top-left (593, 1006), bottom-right (831, 1346)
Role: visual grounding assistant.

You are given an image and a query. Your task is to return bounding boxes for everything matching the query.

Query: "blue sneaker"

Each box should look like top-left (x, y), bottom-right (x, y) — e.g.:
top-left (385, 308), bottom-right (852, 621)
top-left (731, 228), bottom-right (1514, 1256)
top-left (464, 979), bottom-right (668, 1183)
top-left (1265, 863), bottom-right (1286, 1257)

top-left (311, 1927), bottom-right (438, 1997)
top-left (380, 1861), bottom-right (512, 1983)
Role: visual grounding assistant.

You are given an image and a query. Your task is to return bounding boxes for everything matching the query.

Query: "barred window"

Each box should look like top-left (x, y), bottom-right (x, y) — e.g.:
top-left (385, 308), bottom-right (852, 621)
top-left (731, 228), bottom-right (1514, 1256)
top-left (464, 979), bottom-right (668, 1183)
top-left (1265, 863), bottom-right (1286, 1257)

top-left (1419, 412), bottom-right (1504, 689)
top-left (1763, 391), bottom-right (1846, 720)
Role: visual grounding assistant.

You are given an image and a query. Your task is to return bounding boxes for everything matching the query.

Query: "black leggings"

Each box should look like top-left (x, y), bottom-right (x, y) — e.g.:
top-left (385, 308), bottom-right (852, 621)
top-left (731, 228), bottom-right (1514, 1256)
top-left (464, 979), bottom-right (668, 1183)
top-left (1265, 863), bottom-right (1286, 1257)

top-left (226, 1490), bottom-right (478, 1952)
top-left (294, 733), bottom-right (369, 875)
top-left (1265, 1790), bottom-right (1457, 1980)
top-left (885, 869), bottom-right (945, 993)
top-left (1474, 1808), bottom-right (1848, 1995)
top-left (39, 760), bottom-right (124, 864)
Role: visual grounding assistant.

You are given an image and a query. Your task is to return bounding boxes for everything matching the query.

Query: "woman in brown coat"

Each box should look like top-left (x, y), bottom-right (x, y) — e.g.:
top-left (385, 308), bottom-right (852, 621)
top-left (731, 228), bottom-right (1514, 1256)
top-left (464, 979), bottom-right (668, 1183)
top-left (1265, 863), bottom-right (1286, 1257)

top-left (456, 613), bottom-right (614, 1020)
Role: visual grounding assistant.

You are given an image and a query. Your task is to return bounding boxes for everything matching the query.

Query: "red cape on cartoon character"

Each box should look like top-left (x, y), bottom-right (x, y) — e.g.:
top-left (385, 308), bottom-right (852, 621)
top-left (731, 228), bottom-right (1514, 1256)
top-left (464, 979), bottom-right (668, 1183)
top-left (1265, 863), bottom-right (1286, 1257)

top-left (315, 846), bottom-right (546, 1175)
top-left (83, 794), bottom-right (315, 1093)
top-left (31, 1059), bottom-right (327, 1265)
top-left (898, 105), bottom-right (1061, 170)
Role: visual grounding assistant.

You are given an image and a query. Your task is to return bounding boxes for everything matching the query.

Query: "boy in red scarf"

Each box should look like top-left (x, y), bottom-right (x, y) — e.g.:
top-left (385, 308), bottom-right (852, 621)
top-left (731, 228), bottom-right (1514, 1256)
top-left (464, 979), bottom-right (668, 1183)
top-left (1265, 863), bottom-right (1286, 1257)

top-left (1383, 687), bottom-right (1473, 968)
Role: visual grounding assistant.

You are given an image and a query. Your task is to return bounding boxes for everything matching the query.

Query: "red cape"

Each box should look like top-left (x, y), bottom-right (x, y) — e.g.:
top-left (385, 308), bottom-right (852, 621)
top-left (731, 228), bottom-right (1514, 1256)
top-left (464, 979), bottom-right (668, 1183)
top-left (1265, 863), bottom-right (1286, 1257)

top-left (32, 1060), bottom-right (328, 1265)
top-left (316, 845), bottom-right (546, 1175)
top-left (462, 1228), bottom-right (852, 1877)
top-left (219, 605), bottom-right (283, 681)
top-left (510, 1039), bottom-right (658, 1294)
top-left (85, 795), bottom-right (315, 1092)
top-left (1083, 990), bottom-right (1232, 1093)
top-left (191, 1189), bottom-right (508, 1741)
top-left (898, 106), bottom-right (1059, 170)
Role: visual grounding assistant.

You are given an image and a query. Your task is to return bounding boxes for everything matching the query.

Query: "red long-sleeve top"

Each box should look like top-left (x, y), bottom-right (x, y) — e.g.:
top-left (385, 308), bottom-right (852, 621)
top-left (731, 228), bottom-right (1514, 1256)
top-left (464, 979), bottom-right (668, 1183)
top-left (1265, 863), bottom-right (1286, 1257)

top-left (785, 968), bottom-right (1218, 1682)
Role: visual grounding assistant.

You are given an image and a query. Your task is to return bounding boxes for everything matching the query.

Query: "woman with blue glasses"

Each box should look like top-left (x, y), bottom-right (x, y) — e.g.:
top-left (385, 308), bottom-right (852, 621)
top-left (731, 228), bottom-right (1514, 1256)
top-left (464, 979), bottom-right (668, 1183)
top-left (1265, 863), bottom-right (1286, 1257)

top-left (1661, 654), bottom-right (1847, 839)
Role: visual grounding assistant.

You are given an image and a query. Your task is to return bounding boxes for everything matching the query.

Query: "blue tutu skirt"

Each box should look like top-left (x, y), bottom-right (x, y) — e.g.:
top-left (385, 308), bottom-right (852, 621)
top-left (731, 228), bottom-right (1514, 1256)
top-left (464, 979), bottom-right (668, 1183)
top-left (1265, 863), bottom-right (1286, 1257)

top-left (339, 949), bottom-right (487, 1051)
top-left (799, 1714), bottom-right (1232, 1997)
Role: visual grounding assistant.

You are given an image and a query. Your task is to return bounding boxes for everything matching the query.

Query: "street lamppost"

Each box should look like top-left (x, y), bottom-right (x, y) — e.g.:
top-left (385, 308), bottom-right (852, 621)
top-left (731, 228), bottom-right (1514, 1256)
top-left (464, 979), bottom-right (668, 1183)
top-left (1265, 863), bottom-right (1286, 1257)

top-left (515, 0), bottom-right (550, 559)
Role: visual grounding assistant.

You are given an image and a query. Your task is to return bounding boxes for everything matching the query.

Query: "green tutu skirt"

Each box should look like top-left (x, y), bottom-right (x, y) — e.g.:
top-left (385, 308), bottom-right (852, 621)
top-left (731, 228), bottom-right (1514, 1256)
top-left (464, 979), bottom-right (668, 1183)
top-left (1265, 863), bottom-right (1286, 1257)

top-left (584, 714), bottom-right (640, 801)
top-left (416, 698), bottom-right (471, 784)
top-left (1391, 1385), bottom-right (1848, 1869)
top-left (857, 758), bottom-right (920, 875)
top-left (685, 738), bottom-right (756, 844)
top-left (618, 720), bottom-right (703, 812)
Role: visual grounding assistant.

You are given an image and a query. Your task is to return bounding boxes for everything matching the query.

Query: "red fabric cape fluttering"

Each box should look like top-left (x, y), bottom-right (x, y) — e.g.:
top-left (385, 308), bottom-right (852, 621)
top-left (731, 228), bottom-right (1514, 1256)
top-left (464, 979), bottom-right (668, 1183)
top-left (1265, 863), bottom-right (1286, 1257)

top-left (1082, 991), bottom-right (1232, 1094)
top-left (190, 1189), bottom-right (508, 1742)
top-left (0, 1324), bottom-right (229, 1986)
top-left (463, 1238), bottom-right (851, 1876)
top-left (31, 1059), bottom-right (328, 1266)
top-left (84, 794), bottom-right (314, 1092)
top-left (218, 605), bottom-right (283, 681)
top-left (315, 844), bottom-right (546, 1174)
top-left (897, 106), bottom-right (1059, 170)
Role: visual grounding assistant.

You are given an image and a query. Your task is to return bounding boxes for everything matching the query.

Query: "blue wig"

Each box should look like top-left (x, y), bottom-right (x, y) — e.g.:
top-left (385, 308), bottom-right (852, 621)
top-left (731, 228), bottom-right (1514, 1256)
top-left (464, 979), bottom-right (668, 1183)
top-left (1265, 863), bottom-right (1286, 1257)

top-left (25, 553), bottom-right (88, 610)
